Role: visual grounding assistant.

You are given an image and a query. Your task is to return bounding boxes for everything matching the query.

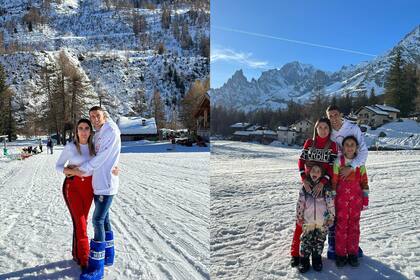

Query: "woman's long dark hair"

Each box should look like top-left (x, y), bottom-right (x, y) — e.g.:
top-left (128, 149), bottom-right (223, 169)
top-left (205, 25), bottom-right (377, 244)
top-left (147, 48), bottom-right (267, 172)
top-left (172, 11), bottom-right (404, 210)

top-left (74, 118), bottom-right (96, 156)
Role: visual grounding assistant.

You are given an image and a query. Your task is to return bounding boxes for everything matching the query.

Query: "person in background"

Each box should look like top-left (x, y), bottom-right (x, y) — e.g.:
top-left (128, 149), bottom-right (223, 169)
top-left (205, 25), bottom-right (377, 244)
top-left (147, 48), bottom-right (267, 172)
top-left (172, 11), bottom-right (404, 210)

top-left (47, 137), bottom-right (54, 154)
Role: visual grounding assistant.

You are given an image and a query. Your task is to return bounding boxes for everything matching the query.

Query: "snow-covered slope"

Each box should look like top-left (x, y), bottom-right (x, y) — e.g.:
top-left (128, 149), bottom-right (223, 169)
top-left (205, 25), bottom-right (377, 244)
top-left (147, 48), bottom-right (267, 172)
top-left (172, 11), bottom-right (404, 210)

top-left (365, 119), bottom-right (420, 149)
top-left (210, 140), bottom-right (420, 279)
top-left (0, 0), bottom-right (209, 121)
top-left (0, 141), bottom-right (209, 279)
top-left (211, 25), bottom-right (420, 111)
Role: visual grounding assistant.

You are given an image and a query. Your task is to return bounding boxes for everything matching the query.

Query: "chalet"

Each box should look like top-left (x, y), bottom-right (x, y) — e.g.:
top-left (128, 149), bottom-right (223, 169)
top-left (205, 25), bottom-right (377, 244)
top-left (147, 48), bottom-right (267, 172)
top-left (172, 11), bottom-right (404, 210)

top-left (356, 104), bottom-right (400, 128)
top-left (117, 116), bottom-right (158, 141)
top-left (277, 126), bottom-right (298, 145)
top-left (290, 120), bottom-right (313, 136)
top-left (193, 92), bottom-right (210, 141)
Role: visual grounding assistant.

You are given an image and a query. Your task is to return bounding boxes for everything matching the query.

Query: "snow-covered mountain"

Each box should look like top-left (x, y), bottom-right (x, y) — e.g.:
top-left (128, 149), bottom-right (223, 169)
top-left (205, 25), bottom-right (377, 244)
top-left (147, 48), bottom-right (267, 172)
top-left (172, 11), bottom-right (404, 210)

top-left (211, 25), bottom-right (420, 112)
top-left (0, 0), bottom-right (209, 124)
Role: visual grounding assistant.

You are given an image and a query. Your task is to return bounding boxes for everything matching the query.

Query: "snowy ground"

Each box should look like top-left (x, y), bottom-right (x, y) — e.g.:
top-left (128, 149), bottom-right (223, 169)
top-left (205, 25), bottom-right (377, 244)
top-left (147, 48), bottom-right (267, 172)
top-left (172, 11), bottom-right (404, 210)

top-left (0, 142), bottom-right (209, 280)
top-left (210, 140), bottom-right (420, 280)
top-left (364, 119), bottom-right (420, 150)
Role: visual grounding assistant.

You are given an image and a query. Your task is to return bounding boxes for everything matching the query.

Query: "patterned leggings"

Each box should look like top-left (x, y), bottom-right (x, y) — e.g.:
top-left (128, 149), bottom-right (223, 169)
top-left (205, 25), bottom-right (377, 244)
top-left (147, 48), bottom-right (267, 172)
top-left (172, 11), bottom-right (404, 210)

top-left (300, 226), bottom-right (328, 257)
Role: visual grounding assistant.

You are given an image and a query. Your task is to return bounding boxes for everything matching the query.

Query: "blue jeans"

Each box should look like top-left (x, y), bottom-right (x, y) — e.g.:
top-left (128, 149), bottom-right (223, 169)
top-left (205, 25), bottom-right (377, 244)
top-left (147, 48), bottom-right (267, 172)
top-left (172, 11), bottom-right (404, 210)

top-left (92, 195), bottom-right (113, 242)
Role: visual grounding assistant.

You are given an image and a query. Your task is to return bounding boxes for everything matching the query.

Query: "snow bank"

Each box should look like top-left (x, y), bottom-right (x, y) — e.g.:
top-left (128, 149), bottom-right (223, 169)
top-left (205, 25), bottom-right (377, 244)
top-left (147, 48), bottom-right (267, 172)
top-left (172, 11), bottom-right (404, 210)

top-left (365, 119), bottom-right (420, 149)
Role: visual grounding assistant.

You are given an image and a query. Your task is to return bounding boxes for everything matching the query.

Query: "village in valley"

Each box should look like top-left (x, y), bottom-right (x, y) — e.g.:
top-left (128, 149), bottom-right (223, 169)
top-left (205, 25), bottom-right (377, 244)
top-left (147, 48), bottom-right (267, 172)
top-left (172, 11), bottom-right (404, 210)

top-left (226, 102), bottom-right (420, 150)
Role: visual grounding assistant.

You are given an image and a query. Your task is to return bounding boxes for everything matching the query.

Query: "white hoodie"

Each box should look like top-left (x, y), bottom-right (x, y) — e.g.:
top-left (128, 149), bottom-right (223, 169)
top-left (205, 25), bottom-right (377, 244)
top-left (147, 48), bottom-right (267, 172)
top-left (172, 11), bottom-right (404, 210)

top-left (330, 119), bottom-right (368, 168)
top-left (79, 120), bottom-right (121, 195)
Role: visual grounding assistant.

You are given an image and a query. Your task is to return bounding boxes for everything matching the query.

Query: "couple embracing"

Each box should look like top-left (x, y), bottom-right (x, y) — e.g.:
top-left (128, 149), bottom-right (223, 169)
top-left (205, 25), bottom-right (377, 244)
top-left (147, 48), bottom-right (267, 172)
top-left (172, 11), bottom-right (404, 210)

top-left (290, 105), bottom-right (370, 273)
top-left (55, 106), bottom-right (121, 280)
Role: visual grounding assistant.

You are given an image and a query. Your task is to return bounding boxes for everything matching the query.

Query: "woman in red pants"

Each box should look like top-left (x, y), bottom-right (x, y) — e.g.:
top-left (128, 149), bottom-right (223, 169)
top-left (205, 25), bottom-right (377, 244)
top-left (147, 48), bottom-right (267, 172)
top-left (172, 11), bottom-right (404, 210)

top-left (56, 119), bottom-right (96, 269)
top-left (290, 117), bottom-right (338, 267)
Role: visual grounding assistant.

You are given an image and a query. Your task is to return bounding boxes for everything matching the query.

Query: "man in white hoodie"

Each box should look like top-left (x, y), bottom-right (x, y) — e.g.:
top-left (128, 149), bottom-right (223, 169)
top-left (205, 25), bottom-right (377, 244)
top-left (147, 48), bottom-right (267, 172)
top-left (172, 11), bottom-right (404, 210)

top-left (326, 105), bottom-right (368, 178)
top-left (325, 105), bottom-right (367, 261)
top-left (73, 106), bottom-right (121, 280)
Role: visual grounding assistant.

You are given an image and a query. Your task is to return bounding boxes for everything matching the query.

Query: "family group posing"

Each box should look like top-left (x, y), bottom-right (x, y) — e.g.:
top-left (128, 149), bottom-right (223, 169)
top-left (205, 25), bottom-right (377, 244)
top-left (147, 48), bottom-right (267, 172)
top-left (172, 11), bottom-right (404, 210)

top-left (55, 106), bottom-right (121, 280)
top-left (290, 105), bottom-right (369, 273)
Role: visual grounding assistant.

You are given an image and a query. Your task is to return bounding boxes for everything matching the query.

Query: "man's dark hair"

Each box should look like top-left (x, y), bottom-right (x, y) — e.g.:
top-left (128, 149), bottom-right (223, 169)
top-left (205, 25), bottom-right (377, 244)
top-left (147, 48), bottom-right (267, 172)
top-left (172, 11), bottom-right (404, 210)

top-left (326, 105), bottom-right (341, 113)
top-left (89, 106), bottom-right (104, 113)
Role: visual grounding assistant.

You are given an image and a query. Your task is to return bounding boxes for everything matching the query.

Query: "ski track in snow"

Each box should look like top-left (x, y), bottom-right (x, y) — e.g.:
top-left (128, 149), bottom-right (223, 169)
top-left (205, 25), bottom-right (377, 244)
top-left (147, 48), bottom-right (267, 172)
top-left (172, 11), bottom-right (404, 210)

top-left (0, 144), bottom-right (209, 280)
top-left (210, 141), bottom-right (420, 280)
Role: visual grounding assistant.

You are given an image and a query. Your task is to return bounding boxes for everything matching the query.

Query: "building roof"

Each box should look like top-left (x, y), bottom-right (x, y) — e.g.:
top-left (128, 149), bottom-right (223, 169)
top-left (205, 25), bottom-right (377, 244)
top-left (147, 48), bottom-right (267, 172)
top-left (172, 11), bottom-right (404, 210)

top-left (246, 125), bottom-right (263, 131)
top-left (233, 129), bottom-right (277, 136)
top-left (292, 119), bottom-right (314, 126)
top-left (374, 104), bottom-right (400, 113)
top-left (230, 122), bottom-right (251, 128)
top-left (117, 116), bottom-right (158, 135)
top-left (361, 106), bottom-right (389, 116)
top-left (249, 130), bottom-right (277, 136)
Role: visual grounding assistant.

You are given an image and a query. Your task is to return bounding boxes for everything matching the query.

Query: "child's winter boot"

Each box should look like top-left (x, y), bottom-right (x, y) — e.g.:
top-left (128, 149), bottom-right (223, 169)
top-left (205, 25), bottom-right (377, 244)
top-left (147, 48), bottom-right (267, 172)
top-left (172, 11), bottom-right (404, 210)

top-left (312, 254), bottom-right (322, 271)
top-left (298, 257), bottom-right (310, 273)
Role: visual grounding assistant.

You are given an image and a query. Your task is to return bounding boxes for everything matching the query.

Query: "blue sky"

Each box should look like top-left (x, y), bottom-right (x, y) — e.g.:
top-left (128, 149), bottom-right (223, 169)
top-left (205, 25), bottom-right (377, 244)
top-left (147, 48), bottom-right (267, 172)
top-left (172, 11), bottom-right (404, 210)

top-left (211, 0), bottom-right (420, 88)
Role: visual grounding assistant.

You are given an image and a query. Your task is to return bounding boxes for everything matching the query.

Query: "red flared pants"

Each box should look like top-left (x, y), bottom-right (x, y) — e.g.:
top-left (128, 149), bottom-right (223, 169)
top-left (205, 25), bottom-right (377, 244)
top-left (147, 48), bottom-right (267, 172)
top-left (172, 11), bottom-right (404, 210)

top-left (62, 176), bottom-right (93, 267)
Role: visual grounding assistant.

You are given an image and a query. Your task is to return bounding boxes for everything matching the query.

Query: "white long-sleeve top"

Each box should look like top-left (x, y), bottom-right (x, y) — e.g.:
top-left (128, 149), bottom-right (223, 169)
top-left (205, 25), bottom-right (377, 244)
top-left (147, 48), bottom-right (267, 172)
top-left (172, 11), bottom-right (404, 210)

top-left (55, 142), bottom-right (94, 176)
top-left (330, 119), bottom-right (368, 168)
top-left (79, 120), bottom-right (121, 196)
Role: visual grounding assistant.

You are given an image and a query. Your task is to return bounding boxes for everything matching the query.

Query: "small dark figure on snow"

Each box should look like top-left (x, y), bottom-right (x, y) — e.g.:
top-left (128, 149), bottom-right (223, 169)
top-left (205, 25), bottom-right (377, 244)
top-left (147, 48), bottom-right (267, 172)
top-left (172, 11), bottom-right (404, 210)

top-left (47, 137), bottom-right (54, 154)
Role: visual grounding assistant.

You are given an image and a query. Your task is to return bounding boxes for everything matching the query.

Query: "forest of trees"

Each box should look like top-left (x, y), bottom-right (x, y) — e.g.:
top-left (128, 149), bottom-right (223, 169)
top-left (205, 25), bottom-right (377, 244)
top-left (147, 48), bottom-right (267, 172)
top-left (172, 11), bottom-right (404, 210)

top-left (384, 48), bottom-right (419, 117)
top-left (20, 51), bottom-right (96, 144)
top-left (0, 64), bottom-right (16, 142)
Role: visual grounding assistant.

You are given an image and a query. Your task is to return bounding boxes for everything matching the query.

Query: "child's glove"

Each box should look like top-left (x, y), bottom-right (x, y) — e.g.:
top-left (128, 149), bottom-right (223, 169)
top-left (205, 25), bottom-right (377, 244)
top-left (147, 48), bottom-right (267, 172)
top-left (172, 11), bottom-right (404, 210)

top-left (362, 190), bottom-right (369, 210)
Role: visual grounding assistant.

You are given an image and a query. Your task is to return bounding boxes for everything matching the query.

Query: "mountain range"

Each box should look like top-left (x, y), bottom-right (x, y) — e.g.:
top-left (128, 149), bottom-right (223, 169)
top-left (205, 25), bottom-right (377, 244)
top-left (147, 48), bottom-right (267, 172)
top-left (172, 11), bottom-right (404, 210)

top-left (211, 25), bottom-right (420, 112)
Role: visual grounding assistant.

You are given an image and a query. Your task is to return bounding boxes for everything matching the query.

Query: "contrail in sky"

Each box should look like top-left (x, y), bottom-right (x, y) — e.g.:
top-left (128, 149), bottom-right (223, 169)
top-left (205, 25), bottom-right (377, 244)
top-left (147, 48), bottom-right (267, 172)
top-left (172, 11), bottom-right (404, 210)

top-left (213, 26), bottom-right (377, 57)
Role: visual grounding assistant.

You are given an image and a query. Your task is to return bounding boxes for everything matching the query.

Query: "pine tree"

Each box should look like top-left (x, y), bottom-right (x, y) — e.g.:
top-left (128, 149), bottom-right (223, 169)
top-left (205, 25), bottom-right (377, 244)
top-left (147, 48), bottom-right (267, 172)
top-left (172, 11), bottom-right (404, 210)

top-left (354, 91), bottom-right (368, 111)
top-left (131, 88), bottom-right (147, 116)
top-left (384, 49), bottom-right (404, 109)
top-left (3, 88), bottom-right (16, 141)
top-left (401, 64), bottom-right (418, 117)
top-left (180, 22), bottom-right (193, 50)
top-left (368, 88), bottom-right (378, 105)
top-left (307, 87), bottom-right (329, 121)
top-left (0, 65), bottom-right (16, 141)
top-left (161, 5), bottom-right (171, 29)
top-left (0, 63), bottom-right (8, 138)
